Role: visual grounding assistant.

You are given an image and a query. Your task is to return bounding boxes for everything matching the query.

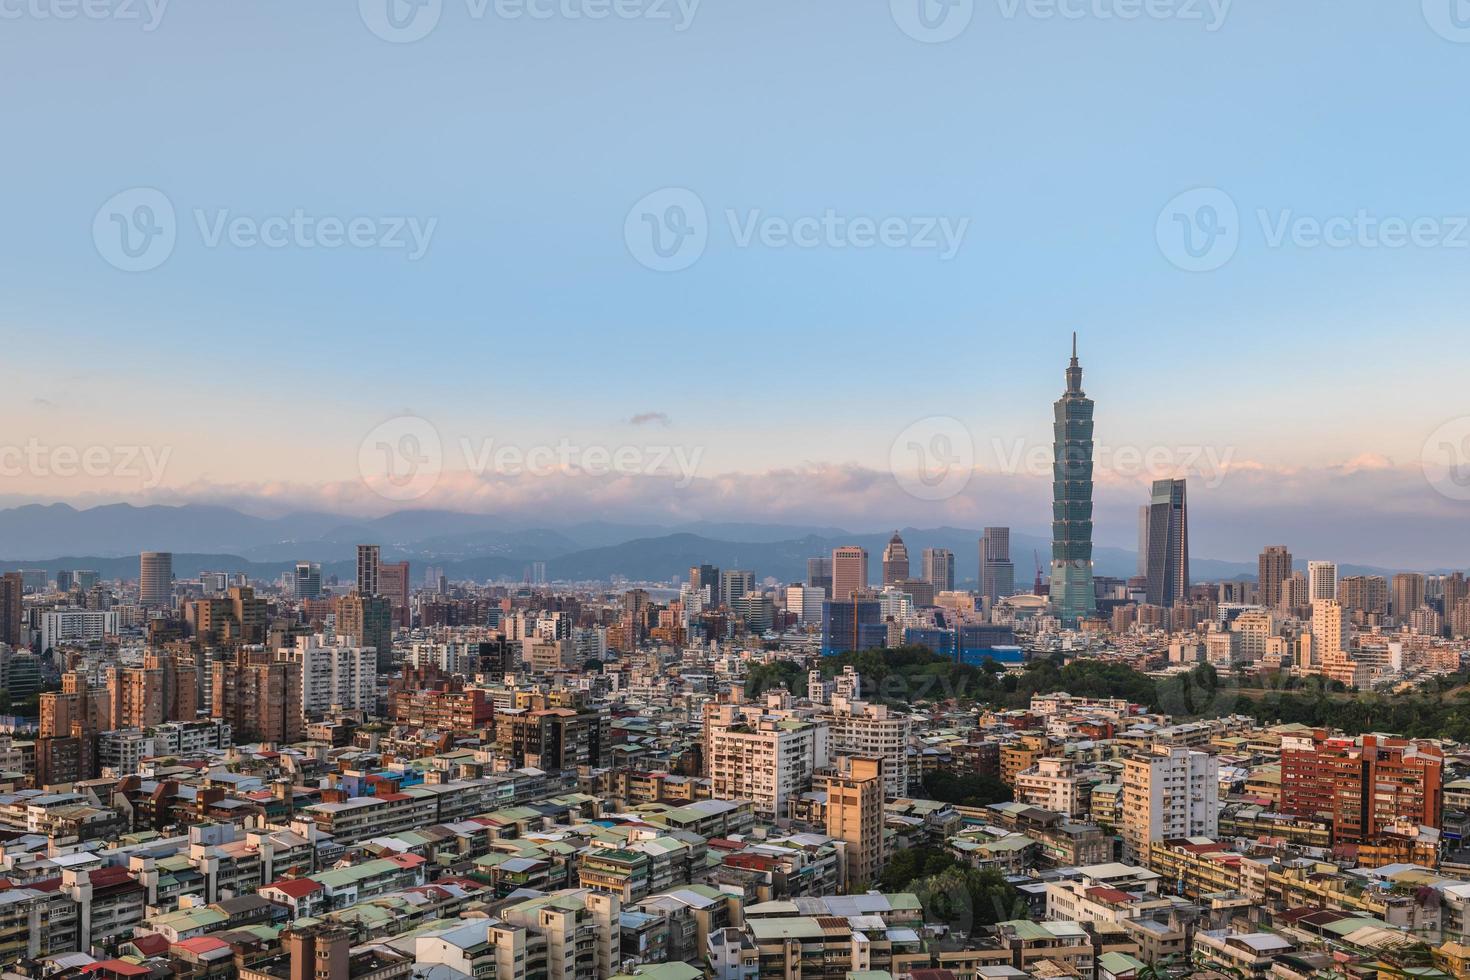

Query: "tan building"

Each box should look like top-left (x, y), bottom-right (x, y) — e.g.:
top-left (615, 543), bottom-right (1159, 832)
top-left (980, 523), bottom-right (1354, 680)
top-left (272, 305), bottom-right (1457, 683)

top-left (823, 756), bottom-right (884, 892)
top-left (831, 546), bottom-right (869, 601)
top-left (212, 650), bottom-right (304, 745)
top-left (1015, 755), bottom-right (1084, 816)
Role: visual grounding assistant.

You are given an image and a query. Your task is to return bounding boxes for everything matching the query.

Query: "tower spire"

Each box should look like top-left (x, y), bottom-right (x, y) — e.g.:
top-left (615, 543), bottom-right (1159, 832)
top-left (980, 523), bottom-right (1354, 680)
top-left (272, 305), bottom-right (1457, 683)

top-left (1065, 333), bottom-right (1083, 394)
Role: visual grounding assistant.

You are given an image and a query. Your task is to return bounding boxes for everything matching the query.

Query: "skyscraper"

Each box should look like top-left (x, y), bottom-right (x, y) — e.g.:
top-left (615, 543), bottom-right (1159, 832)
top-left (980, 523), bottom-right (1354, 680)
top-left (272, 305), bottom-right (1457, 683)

top-left (356, 544), bottom-right (381, 597)
top-left (338, 592), bottom-right (394, 673)
top-left (293, 561), bottom-right (322, 600)
top-left (980, 527), bottom-right (1015, 604)
top-left (378, 560), bottom-right (411, 627)
top-left (831, 546), bottom-right (869, 601)
top-left (689, 564), bottom-right (721, 605)
top-left (1136, 506), bottom-right (1150, 577)
top-left (0, 573), bottom-right (22, 648)
top-left (1392, 572), bottom-right (1427, 620)
top-left (1307, 561), bottom-right (1337, 602)
top-left (881, 532), bottom-right (909, 586)
top-left (721, 569), bottom-right (755, 607)
top-left (1049, 335), bottom-right (1097, 625)
top-left (920, 548), bottom-right (955, 593)
top-left (1144, 478), bottom-right (1189, 609)
top-left (1258, 545), bottom-right (1293, 610)
top-left (806, 557), bottom-right (833, 593)
top-left (139, 551), bottom-right (173, 608)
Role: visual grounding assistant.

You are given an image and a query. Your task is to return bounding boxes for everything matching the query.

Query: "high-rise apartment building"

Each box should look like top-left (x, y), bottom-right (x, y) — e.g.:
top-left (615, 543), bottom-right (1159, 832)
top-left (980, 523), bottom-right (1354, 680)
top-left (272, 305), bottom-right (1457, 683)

top-left (823, 757), bottom-right (885, 892)
top-left (211, 649), bottom-right (304, 745)
top-left (1310, 599), bottom-right (1350, 660)
top-left (356, 544), bottom-right (381, 597)
top-left (1144, 478), bottom-right (1189, 609)
top-left (1307, 561), bottom-right (1337, 603)
top-left (980, 527), bottom-right (1015, 604)
top-left (338, 592), bottom-right (394, 672)
top-left (881, 532), bottom-right (910, 586)
top-left (1015, 756), bottom-right (1085, 817)
top-left (1050, 336), bottom-right (1097, 625)
top-left (378, 560), bottom-right (411, 626)
top-left (823, 696), bottom-right (910, 798)
top-left (1120, 745), bottom-right (1219, 863)
top-left (1280, 733), bottom-right (1443, 844)
top-left (1257, 545), bottom-right (1293, 610)
top-left (920, 548), bottom-right (955, 593)
top-left (1338, 575), bottom-right (1388, 621)
top-left (1281, 571), bottom-right (1308, 612)
top-left (104, 652), bottom-right (197, 730)
top-left (1392, 572), bottom-right (1427, 620)
top-left (289, 635), bottom-right (376, 718)
top-left (831, 546), bottom-right (869, 601)
top-left (705, 704), bottom-right (828, 819)
top-left (139, 551), bottom-right (173, 607)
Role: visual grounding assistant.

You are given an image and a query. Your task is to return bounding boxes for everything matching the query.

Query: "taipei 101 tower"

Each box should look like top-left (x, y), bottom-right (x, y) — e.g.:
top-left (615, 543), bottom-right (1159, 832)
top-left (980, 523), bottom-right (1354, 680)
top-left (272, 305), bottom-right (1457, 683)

top-left (1050, 334), bottom-right (1097, 625)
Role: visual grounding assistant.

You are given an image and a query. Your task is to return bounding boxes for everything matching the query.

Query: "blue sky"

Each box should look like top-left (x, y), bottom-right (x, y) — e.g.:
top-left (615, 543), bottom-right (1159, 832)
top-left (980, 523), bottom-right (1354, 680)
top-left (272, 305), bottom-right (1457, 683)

top-left (3, 0), bottom-right (1470, 565)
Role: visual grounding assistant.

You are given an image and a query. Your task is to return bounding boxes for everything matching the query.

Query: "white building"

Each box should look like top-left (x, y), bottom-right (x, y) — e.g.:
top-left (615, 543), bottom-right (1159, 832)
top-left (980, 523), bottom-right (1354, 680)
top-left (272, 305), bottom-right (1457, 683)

top-left (1120, 745), bottom-right (1219, 863)
top-left (291, 635), bottom-right (376, 718)
top-left (823, 695), bottom-right (909, 798)
top-left (1308, 560), bottom-right (1338, 602)
top-left (786, 585), bottom-right (826, 627)
top-left (706, 704), bottom-right (828, 820)
top-left (1015, 756), bottom-right (1085, 817)
top-left (408, 642), bottom-right (477, 674)
top-left (39, 609), bottom-right (117, 651)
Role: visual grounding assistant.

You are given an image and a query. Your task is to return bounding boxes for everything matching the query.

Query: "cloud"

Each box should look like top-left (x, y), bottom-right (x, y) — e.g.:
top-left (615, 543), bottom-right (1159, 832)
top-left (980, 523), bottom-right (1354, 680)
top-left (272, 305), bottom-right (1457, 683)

top-left (628, 412), bottom-right (671, 427)
top-left (0, 452), bottom-right (1467, 569)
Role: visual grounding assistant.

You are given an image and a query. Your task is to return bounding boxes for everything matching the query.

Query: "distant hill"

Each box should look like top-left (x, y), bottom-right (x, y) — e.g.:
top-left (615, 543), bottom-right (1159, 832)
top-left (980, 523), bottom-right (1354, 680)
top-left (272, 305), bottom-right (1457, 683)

top-left (0, 503), bottom-right (1276, 586)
